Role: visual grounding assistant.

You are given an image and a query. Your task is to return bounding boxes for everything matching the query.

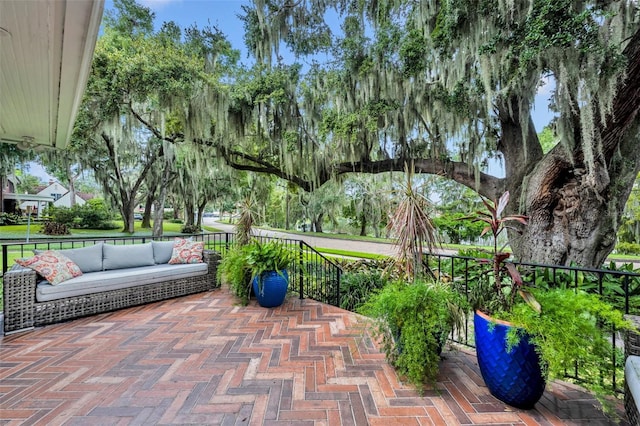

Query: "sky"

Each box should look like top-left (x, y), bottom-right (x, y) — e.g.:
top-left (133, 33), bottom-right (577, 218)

top-left (135, 0), bottom-right (251, 55)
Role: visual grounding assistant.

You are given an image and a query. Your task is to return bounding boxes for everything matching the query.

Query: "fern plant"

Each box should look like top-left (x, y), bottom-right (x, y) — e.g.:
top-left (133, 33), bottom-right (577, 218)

top-left (359, 279), bottom-right (467, 388)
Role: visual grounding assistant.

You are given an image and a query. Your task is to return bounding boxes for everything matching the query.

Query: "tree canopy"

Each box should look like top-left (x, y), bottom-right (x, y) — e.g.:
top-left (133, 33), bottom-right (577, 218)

top-left (67, 0), bottom-right (640, 267)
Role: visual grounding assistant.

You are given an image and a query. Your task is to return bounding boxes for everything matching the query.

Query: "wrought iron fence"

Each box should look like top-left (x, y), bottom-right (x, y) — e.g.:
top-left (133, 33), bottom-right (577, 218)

top-left (424, 251), bottom-right (640, 394)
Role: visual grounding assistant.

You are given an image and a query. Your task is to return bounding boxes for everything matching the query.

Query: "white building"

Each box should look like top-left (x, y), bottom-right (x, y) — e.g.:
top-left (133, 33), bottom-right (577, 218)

top-left (33, 181), bottom-right (86, 208)
top-left (16, 181), bottom-right (89, 218)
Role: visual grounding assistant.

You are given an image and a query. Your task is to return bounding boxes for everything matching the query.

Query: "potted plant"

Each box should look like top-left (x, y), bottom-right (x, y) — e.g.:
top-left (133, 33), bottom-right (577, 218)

top-left (359, 278), bottom-right (468, 388)
top-left (245, 240), bottom-right (295, 307)
top-left (218, 239), bottom-right (295, 307)
top-left (468, 191), bottom-right (633, 410)
top-left (358, 169), bottom-right (468, 389)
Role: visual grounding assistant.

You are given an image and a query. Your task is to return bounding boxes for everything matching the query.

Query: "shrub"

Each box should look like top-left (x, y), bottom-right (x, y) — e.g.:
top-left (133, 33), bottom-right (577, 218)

top-left (432, 212), bottom-right (486, 244)
top-left (40, 221), bottom-right (70, 235)
top-left (616, 242), bottom-right (640, 255)
top-left (339, 271), bottom-right (389, 312)
top-left (0, 212), bottom-right (22, 225)
top-left (48, 199), bottom-right (115, 229)
top-left (181, 224), bottom-right (201, 234)
top-left (359, 279), bottom-right (467, 388)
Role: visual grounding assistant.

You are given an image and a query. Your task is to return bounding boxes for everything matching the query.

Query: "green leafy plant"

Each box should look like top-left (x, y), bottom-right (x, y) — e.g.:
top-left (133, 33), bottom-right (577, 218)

top-left (245, 240), bottom-right (295, 295)
top-left (217, 244), bottom-right (253, 304)
top-left (502, 288), bottom-right (633, 412)
top-left (338, 270), bottom-right (389, 312)
top-left (359, 279), bottom-right (468, 388)
top-left (465, 191), bottom-right (536, 315)
top-left (217, 239), bottom-right (295, 304)
top-left (467, 191), bottom-right (636, 411)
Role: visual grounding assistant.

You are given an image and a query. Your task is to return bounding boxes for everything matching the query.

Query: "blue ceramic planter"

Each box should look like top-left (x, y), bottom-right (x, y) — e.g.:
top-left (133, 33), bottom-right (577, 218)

top-left (252, 270), bottom-right (289, 308)
top-left (474, 311), bottom-right (546, 409)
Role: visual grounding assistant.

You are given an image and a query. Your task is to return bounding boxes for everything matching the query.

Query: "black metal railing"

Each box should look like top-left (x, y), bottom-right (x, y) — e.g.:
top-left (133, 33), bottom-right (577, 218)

top-left (424, 251), bottom-right (640, 395)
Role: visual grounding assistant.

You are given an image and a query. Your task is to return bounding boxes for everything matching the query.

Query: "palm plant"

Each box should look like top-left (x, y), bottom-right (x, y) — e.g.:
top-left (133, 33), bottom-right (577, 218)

top-left (387, 168), bottom-right (439, 281)
top-left (235, 196), bottom-right (256, 246)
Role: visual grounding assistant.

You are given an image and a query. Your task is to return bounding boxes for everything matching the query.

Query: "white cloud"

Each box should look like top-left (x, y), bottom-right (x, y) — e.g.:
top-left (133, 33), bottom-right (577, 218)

top-left (537, 75), bottom-right (555, 96)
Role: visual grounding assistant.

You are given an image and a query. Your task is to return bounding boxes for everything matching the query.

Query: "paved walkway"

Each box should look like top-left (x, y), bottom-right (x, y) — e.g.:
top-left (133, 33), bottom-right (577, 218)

top-left (0, 287), bottom-right (627, 425)
top-left (206, 221), bottom-right (402, 258)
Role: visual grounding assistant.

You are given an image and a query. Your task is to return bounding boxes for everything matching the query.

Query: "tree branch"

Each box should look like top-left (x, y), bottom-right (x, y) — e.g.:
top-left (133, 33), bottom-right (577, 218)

top-left (333, 158), bottom-right (503, 199)
top-left (219, 141), bottom-right (503, 197)
top-left (220, 147), bottom-right (317, 191)
top-left (128, 104), bottom-right (178, 143)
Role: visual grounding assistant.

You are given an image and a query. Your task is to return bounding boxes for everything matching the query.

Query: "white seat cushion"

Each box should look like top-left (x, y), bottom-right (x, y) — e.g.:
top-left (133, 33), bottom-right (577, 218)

top-left (36, 263), bottom-right (208, 302)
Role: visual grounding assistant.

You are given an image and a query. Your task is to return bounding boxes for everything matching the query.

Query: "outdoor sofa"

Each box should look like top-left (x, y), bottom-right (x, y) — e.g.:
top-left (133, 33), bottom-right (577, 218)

top-left (2, 239), bottom-right (220, 334)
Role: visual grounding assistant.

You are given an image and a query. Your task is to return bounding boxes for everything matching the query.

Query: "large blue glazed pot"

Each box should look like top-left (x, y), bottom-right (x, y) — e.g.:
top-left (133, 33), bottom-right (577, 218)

top-left (252, 270), bottom-right (289, 308)
top-left (474, 310), bottom-right (546, 409)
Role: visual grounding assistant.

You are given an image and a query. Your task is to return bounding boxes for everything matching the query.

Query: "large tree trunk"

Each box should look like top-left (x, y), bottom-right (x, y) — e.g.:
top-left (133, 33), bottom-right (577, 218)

top-left (312, 213), bottom-right (323, 233)
top-left (120, 196), bottom-right (137, 234)
top-left (142, 194), bottom-right (153, 228)
top-left (506, 30), bottom-right (640, 267)
top-left (152, 160), bottom-right (172, 238)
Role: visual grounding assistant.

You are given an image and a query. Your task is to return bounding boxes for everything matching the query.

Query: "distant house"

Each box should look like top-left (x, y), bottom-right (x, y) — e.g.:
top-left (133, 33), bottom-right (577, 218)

top-left (33, 181), bottom-right (89, 208)
top-left (1, 175), bottom-right (53, 217)
top-left (2, 177), bottom-right (95, 217)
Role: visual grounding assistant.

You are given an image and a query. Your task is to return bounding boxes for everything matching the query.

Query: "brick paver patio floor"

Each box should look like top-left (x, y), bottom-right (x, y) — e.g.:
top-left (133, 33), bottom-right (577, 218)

top-left (0, 287), bottom-right (629, 425)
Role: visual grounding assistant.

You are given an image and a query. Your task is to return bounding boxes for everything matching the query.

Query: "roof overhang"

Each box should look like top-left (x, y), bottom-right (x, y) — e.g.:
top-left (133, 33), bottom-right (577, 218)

top-left (3, 193), bottom-right (55, 202)
top-left (0, 0), bottom-right (105, 151)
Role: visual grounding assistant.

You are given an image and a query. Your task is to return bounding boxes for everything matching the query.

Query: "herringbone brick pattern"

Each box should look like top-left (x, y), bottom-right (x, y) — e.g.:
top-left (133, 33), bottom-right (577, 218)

top-left (0, 288), bottom-right (628, 425)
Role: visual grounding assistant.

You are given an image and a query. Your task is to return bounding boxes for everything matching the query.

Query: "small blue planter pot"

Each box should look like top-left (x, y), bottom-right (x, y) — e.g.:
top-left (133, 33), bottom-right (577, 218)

top-left (252, 270), bottom-right (289, 308)
top-left (474, 311), bottom-right (546, 409)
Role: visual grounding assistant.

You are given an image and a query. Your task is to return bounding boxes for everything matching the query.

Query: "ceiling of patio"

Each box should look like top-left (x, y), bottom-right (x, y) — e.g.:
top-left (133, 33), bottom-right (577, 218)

top-left (0, 0), bottom-right (104, 151)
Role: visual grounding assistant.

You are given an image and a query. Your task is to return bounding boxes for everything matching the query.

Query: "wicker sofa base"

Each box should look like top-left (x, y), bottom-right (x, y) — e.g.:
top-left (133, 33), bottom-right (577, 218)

top-left (625, 380), bottom-right (639, 426)
top-left (3, 250), bottom-right (221, 334)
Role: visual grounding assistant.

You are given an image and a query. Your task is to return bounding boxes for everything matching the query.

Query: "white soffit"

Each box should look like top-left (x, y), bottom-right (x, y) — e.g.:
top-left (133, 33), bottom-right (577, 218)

top-left (0, 0), bottom-right (105, 151)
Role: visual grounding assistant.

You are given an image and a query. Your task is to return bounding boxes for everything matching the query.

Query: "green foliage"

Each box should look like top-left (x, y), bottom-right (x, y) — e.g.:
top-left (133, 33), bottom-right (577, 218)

top-left (15, 173), bottom-right (43, 194)
top-left (359, 279), bottom-right (468, 389)
top-left (339, 271), bottom-right (389, 312)
top-left (615, 242), bottom-right (640, 255)
top-left (503, 288), bottom-right (635, 410)
top-left (218, 245), bottom-right (253, 304)
top-left (432, 212), bottom-right (485, 244)
top-left (244, 240), bottom-right (295, 280)
top-left (538, 126), bottom-right (557, 154)
top-left (218, 240), bottom-right (295, 305)
top-left (48, 199), bottom-right (117, 230)
top-left (0, 212), bottom-right (22, 226)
